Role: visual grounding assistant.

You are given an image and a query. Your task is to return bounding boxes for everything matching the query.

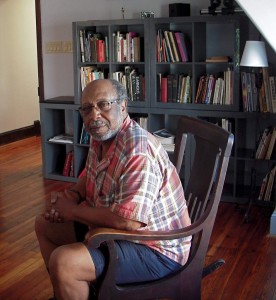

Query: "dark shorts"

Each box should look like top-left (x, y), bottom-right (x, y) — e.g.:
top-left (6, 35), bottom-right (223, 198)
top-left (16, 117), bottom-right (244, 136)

top-left (74, 222), bottom-right (181, 284)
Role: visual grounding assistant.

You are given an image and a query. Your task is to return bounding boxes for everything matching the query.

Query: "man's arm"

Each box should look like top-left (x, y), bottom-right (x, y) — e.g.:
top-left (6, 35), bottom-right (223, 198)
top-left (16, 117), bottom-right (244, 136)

top-left (51, 194), bottom-right (143, 231)
top-left (68, 175), bottom-right (87, 203)
top-left (72, 205), bottom-right (143, 231)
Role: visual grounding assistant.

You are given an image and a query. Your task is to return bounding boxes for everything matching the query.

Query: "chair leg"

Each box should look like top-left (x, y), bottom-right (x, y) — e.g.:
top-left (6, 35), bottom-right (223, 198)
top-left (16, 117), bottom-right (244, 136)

top-left (89, 283), bottom-right (98, 300)
top-left (202, 259), bottom-right (225, 278)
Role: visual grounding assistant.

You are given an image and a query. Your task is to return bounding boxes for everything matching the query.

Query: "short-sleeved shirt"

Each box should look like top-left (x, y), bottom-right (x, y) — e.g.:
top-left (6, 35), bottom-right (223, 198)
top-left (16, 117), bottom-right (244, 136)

top-left (82, 115), bottom-right (191, 265)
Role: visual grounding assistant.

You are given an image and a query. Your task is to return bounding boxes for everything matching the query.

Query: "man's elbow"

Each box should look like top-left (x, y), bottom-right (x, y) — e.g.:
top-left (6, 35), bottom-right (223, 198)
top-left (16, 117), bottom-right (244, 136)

top-left (121, 218), bottom-right (143, 231)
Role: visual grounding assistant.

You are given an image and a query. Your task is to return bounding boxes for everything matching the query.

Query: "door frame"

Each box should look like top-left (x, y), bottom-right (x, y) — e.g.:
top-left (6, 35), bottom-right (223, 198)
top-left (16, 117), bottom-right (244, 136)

top-left (35, 0), bottom-right (44, 102)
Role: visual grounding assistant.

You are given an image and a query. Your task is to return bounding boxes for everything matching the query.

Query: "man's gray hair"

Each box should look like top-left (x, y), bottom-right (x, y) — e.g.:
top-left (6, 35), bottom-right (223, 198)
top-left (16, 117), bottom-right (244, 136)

top-left (109, 79), bottom-right (129, 103)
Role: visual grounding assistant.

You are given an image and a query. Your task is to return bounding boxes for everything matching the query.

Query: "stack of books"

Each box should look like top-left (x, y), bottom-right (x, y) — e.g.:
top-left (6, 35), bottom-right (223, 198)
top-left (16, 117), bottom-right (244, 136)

top-left (153, 129), bottom-right (175, 152)
top-left (48, 134), bottom-right (73, 144)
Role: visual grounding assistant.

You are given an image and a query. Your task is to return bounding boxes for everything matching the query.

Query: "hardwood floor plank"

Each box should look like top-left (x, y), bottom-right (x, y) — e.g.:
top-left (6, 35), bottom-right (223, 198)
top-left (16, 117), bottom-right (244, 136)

top-left (0, 136), bottom-right (275, 300)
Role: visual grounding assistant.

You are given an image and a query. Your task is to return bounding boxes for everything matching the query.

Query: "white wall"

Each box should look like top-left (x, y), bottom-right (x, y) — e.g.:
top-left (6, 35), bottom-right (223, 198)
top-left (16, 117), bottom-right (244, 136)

top-left (41, 0), bottom-right (208, 99)
top-left (1, 0), bottom-right (275, 134)
top-left (0, 0), bottom-right (39, 134)
top-left (236, 0), bottom-right (276, 53)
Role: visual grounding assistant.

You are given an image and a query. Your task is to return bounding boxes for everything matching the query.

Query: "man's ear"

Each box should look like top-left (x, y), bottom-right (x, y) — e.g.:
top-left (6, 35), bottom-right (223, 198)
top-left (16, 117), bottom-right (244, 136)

top-left (121, 99), bottom-right (128, 113)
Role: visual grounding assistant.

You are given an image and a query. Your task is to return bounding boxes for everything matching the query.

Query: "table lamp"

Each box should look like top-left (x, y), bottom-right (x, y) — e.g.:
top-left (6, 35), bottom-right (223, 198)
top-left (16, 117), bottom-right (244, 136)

top-left (240, 40), bottom-right (268, 93)
top-left (240, 41), bottom-right (268, 68)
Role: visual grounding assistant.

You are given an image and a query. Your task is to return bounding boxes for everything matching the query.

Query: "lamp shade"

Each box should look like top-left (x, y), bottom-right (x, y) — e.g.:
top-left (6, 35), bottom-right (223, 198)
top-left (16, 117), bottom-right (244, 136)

top-left (240, 41), bottom-right (268, 67)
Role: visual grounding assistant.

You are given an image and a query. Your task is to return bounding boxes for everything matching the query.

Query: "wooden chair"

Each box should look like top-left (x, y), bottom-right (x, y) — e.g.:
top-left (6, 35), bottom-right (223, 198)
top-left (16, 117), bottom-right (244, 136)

top-left (87, 115), bottom-right (234, 300)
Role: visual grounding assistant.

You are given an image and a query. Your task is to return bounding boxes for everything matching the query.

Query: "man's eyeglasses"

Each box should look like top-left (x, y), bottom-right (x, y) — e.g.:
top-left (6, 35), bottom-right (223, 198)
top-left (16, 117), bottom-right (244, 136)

top-left (78, 99), bottom-right (119, 116)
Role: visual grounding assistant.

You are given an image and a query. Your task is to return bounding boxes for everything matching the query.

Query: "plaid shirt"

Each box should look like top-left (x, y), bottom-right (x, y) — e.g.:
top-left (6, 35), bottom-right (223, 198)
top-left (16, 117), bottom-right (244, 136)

top-left (83, 116), bottom-right (191, 265)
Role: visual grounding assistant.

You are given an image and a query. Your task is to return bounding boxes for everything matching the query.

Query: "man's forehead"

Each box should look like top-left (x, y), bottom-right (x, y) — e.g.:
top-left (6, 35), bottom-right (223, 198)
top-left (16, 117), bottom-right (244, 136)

top-left (82, 82), bottom-right (115, 102)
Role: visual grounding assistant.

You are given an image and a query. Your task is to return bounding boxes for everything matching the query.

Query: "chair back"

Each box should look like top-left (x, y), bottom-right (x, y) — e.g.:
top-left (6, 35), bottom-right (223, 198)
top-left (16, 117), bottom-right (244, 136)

top-left (173, 116), bottom-right (234, 272)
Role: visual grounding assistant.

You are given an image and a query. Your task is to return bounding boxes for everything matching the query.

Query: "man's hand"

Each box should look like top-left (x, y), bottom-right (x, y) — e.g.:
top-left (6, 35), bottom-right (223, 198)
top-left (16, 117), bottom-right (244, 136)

top-left (43, 189), bottom-right (79, 223)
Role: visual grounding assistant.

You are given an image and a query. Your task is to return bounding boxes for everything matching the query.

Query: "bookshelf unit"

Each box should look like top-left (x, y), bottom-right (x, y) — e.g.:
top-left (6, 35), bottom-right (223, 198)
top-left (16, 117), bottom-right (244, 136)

top-left (40, 15), bottom-right (276, 206)
top-left (72, 19), bottom-right (151, 109)
top-left (40, 101), bottom-right (89, 182)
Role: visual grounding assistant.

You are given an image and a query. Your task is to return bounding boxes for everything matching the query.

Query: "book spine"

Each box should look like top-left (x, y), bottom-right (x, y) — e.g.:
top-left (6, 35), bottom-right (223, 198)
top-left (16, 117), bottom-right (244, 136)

top-left (167, 74), bottom-right (173, 102)
top-left (265, 127), bottom-right (276, 160)
top-left (163, 31), bottom-right (175, 62)
top-left (79, 29), bottom-right (85, 63)
top-left (174, 32), bottom-right (186, 62)
top-left (269, 76), bottom-right (276, 113)
top-left (62, 151), bottom-right (73, 176)
top-left (69, 154), bottom-right (74, 177)
top-left (161, 77), bottom-right (168, 103)
top-left (168, 31), bottom-right (180, 62)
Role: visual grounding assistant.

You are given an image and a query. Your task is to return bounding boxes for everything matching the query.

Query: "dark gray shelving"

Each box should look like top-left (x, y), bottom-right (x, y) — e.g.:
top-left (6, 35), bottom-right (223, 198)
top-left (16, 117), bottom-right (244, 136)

top-left (40, 16), bottom-right (276, 206)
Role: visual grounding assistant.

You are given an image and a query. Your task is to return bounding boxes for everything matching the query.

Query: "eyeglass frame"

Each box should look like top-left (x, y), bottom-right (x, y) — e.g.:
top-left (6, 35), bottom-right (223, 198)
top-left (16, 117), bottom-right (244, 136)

top-left (78, 99), bottom-right (121, 116)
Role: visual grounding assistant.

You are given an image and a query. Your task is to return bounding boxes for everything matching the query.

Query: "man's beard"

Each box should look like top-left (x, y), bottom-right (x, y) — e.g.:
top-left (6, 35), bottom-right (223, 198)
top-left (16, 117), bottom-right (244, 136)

top-left (87, 116), bottom-right (123, 142)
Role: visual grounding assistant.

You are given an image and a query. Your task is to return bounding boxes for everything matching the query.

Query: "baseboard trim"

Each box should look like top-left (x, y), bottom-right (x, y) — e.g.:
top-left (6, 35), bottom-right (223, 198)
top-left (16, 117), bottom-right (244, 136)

top-left (0, 120), bottom-right (41, 146)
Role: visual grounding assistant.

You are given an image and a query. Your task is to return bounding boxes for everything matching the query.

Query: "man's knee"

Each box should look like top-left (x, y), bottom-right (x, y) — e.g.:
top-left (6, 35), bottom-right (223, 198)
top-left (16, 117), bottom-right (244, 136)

top-left (49, 246), bottom-right (70, 281)
top-left (49, 244), bottom-right (96, 283)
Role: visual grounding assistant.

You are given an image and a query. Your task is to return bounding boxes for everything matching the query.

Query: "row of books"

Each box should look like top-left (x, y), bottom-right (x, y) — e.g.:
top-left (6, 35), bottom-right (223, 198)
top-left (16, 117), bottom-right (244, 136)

top-left (195, 69), bottom-right (233, 105)
top-left (259, 69), bottom-right (276, 113)
top-left (156, 29), bottom-right (189, 63)
top-left (218, 118), bottom-right (233, 133)
top-left (258, 165), bottom-right (276, 201)
top-left (111, 66), bottom-right (145, 101)
top-left (241, 71), bottom-right (258, 112)
top-left (241, 69), bottom-right (276, 113)
top-left (255, 127), bottom-right (276, 160)
top-left (131, 116), bottom-right (148, 130)
top-left (80, 66), bottom-right (106, 91)
top-left (112, 31), bottom-right (142, 63)
top-left (157, 73), bottom-right (191, 103)
top-left (62, 151), bottom-right (74, 177)
top-left (79, 29), bottom-right (142, 63)
top-left (79, 30), bottom-right (108, 63)
top-left (80, 66), bottom-right (145, 101)
top-left (201, 117), bottom-right (233, 133)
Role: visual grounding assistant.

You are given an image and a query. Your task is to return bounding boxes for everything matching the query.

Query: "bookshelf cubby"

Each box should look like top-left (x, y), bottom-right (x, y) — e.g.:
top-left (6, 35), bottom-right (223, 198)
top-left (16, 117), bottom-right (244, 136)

top-left (40, 15), bottom-right (276, 205)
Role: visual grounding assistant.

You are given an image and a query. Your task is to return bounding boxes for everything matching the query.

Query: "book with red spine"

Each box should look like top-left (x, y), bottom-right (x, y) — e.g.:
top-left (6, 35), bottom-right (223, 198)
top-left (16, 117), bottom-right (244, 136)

top-left (62, 151), bottom-right (73, 176)
top-left (174, 32), bottom-right (188, 62)
top-left (161, 77), bottom-right (168, 103)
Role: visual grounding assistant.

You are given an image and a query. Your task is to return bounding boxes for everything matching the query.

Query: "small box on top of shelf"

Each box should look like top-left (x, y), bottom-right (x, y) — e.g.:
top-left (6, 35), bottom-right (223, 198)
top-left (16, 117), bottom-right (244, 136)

top-left (169, 3), bottom-right (190, 17)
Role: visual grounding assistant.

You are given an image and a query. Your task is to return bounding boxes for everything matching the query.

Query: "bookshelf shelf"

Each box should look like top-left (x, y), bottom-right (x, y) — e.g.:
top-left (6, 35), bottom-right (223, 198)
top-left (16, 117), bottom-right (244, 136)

top-left (40, 15), bottom-right (276, 204)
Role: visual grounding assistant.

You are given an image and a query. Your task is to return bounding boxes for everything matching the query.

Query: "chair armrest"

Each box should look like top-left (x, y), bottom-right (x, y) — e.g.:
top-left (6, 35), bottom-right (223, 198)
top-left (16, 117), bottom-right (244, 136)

top-left (86, 220), bottom-right (207, 249)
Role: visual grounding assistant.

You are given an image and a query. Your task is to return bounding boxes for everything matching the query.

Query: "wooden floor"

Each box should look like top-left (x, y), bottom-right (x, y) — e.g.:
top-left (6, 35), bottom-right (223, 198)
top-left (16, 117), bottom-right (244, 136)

top-left (0, 136), bottom-right (275, 300)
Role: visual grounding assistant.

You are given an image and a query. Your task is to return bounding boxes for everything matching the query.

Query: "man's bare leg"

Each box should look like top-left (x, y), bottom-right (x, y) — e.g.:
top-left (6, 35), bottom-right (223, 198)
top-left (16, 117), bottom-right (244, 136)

top-left (35, 215), bottom-right (77, 268)
top-left (49, 243), bottom-right (96, 300)
top-left (35, 215), bottom-right (96, 299)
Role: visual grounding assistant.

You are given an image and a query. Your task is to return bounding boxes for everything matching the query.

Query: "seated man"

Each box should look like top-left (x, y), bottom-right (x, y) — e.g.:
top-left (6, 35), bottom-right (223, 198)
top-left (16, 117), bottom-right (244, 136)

top-left (35, 79), bottom-right (191, 300)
